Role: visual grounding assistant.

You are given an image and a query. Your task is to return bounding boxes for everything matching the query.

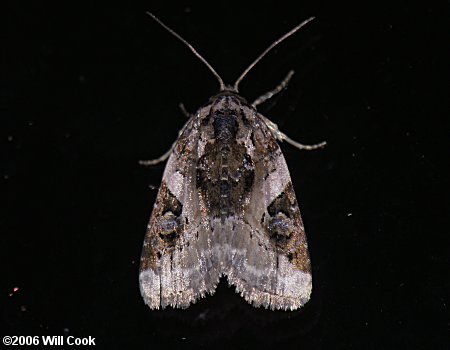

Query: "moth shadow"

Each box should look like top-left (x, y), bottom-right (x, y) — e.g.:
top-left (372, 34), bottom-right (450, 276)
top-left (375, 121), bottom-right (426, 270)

top-left (145, 277), bottom-right (321, 345)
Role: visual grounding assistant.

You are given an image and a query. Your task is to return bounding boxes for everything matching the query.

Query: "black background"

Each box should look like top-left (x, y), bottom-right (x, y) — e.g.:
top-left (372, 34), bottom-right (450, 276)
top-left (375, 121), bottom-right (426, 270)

top-left (2, 1), bottom-right (448, 349)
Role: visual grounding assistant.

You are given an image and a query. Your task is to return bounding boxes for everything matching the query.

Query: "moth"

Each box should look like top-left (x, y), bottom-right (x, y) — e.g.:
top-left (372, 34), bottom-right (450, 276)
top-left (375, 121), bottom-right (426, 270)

top-left (139, 12), bottom-right (326, 310)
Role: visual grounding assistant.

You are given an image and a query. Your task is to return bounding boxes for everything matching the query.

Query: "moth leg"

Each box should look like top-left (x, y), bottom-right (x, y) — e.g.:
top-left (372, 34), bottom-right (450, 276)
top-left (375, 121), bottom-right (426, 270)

top-left (252, 70), bottom-right (295, 107)
top-left (178, 103), bottom-right (192, 118)
top-left (139, 142), bottom-right (175, 166)
top-left (139, 117), bottom-right (194, 166)
top-left (261, 115), bottom-right (327, 150)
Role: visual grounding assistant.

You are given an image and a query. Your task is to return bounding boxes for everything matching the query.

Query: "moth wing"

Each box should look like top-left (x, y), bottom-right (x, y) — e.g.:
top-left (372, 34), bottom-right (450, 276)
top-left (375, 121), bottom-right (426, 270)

top-left (139, 115), bottom-right (220, 309)
top-left (224, 111), bottom-right (312, 310)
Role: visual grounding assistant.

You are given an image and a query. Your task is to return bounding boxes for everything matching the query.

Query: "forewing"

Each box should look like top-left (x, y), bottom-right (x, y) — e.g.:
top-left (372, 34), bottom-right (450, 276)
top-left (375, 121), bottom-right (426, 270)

top-left (224, 108), bottom-right (312, 310)
top-left (139, 113), bottom-right (220, 309)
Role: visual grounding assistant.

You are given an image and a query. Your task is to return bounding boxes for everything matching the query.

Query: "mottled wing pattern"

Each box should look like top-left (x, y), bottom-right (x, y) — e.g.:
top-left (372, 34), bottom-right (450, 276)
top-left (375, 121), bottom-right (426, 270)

top-left (220, 105), bottom-right (312, 310)
top-left (139, 107), bottom-right (221, 309)
top-left (140, 95), bottom-right (312, 311)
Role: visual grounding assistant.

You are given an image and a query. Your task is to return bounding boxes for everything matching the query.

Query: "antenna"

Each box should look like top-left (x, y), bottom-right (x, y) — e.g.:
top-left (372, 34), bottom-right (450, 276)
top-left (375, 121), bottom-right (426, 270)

top-left (146, 12), bottom-right (226, 91)
top-left (233, 17), bottom-right (315, 92)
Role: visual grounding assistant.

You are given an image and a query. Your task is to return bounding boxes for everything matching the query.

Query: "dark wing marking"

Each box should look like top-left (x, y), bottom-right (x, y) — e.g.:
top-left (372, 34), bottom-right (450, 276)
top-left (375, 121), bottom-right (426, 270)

top-left (139, 110), bottom-right (221, 309)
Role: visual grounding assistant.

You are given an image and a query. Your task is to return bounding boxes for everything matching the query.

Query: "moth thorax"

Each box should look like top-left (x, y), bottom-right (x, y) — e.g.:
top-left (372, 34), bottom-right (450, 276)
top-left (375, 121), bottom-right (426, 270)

top-left (213, 113), bottom-right (238, 143)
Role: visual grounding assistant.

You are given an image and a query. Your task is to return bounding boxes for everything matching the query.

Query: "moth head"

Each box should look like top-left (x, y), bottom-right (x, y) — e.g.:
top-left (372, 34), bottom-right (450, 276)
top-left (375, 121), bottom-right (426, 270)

top-left (208, 89), bottom-right (249, 105)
